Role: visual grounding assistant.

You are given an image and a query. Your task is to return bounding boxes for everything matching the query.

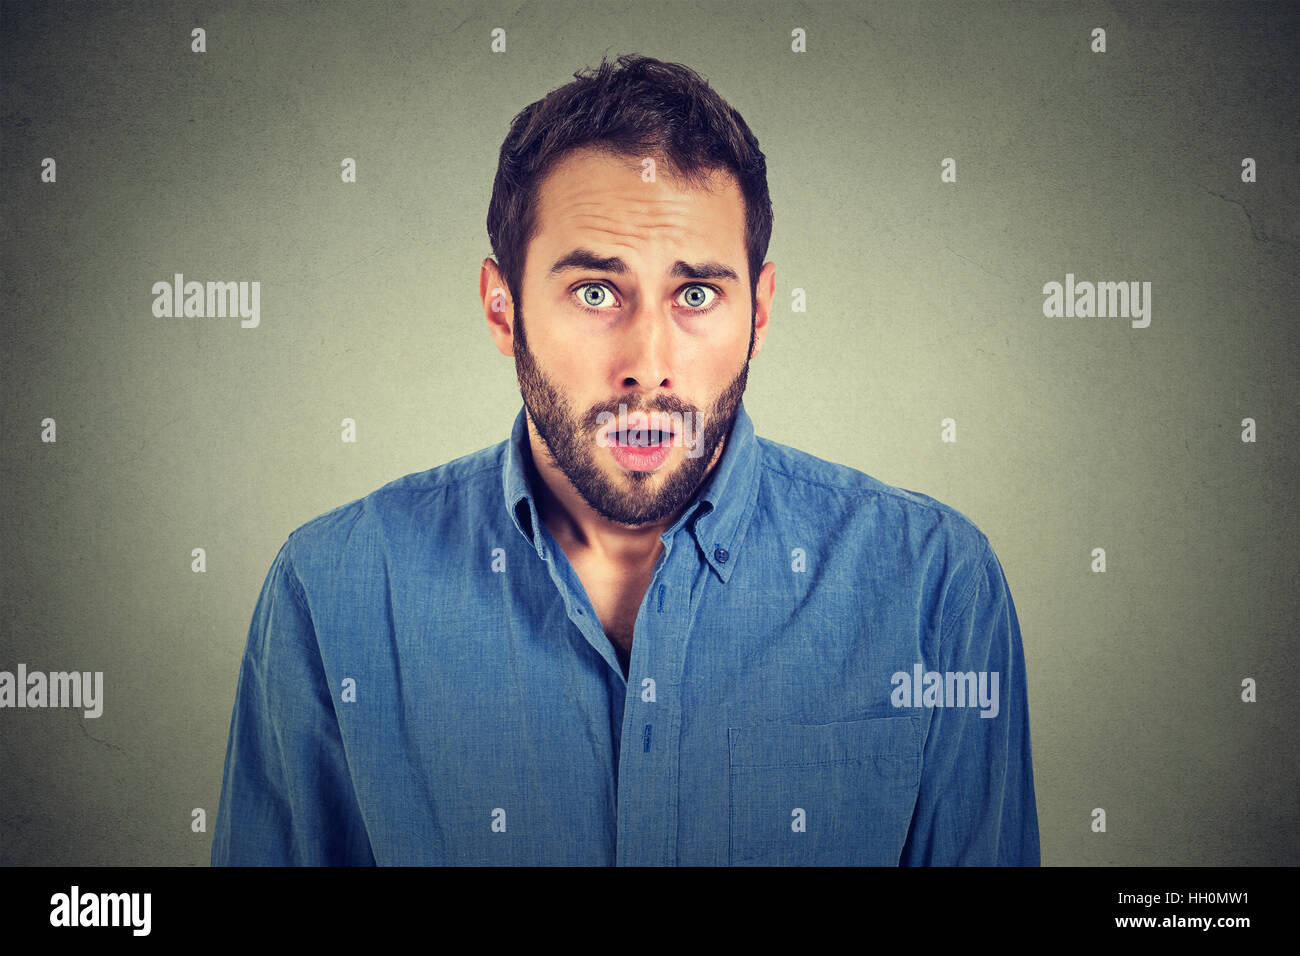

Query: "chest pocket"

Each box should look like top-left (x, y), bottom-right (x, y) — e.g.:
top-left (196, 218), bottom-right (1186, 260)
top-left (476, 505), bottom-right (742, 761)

top-left (727, 715), bottom-right (922, 866)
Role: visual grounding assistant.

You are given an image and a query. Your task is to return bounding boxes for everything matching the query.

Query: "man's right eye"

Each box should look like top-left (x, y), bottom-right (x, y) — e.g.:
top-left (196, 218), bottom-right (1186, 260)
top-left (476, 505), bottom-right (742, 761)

top-left (574, 283), bottom-right (618, 312)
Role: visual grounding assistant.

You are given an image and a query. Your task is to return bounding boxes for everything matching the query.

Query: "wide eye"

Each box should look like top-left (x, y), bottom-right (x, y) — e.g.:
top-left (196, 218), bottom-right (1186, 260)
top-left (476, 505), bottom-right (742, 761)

top-left (574, 283), bottom-right (617, 310)
top-left (677, 284), bottom-right (717, 310)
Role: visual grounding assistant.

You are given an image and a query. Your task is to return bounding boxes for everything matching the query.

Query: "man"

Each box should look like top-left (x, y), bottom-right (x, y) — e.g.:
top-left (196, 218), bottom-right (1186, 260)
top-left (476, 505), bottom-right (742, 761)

top-left (212, 54), bottom-right (1040, 866)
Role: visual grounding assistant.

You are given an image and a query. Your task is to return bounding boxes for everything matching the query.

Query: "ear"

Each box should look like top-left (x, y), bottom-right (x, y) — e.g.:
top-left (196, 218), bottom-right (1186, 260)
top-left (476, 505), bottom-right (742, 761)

top-left (481, 257), bottom-right (515, 358)
top-left (749, 261), bottom-right (775, 359)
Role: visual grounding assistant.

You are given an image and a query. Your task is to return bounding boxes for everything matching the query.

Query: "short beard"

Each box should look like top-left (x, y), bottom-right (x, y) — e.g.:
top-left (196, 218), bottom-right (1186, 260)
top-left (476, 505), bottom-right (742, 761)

top-left (512, 299), bottom-right (752, 527)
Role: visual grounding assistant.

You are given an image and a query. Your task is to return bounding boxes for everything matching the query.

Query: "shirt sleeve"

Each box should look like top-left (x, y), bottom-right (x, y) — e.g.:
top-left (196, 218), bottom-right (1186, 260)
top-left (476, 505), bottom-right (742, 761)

top-left (899, 541), bottom-right (1041, 866)
top-left (210, 538), bottom-right (375, 865)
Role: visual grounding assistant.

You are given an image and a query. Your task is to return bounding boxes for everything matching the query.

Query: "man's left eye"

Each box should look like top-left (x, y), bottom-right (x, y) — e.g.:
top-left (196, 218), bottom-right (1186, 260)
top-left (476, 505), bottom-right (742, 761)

top-left (678, 285), bottom-right (716, 309)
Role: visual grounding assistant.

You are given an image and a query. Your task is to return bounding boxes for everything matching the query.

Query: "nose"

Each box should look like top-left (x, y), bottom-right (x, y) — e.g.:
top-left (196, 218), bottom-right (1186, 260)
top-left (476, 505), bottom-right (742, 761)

top-left (614, 302), bottom-right (676, 394)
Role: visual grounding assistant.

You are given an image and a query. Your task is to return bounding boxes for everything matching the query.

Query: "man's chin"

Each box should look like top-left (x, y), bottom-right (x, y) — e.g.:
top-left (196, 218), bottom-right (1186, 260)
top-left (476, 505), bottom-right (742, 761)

top-left (582, 471), bottom-right (684, 525)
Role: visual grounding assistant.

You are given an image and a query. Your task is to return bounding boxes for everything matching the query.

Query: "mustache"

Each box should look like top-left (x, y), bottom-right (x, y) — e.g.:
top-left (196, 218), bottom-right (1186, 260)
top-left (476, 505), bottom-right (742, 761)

top-left (584, 401), bottom-right (697, 427)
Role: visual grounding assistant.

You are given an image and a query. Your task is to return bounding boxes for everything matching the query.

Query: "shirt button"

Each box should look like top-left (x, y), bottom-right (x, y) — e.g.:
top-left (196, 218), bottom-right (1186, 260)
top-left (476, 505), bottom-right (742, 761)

top-left (714, 547), bottom-right (729, 563)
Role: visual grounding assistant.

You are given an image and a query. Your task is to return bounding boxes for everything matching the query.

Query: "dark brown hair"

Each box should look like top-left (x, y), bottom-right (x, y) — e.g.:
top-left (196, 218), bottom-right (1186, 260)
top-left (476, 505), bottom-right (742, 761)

top-left (486, 54), bottom-right (773, 313)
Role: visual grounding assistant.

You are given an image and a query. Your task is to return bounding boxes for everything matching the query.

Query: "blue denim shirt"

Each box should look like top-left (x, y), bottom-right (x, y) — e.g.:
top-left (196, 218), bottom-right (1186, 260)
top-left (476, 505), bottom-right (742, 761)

top-left (211, 401), bottom-right (1040, 866)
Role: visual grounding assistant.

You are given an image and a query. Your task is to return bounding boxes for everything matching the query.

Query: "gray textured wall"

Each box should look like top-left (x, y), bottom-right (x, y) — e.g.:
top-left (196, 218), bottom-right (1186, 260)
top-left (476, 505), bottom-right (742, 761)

top-left (1, 0), bottom-right (1296, 866)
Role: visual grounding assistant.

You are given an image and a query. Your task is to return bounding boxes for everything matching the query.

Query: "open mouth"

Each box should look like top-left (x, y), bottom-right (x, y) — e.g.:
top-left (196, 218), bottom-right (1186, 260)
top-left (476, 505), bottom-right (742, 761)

top-left (612, 428), bottom-right (674, 447)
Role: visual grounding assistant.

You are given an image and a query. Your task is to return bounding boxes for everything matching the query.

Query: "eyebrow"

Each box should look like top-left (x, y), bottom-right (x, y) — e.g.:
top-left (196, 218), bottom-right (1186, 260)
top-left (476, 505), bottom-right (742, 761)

top-left (547, 248), bottom-right (739, 283)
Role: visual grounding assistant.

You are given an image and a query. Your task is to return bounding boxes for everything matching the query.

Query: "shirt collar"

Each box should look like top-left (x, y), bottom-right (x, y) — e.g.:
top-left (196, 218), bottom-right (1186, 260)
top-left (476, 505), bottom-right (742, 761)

top-left (502, 400), bottom-right (761, 583)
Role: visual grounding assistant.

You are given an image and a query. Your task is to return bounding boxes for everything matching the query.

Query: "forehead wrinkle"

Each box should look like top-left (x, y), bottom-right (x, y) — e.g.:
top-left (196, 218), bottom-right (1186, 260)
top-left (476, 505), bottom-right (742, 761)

top-left (535, 169), bottom-right (743, 268)
top-left (563, 193), bottom-right (703, 214)
top-left (567, 216), bottom-right (699, 243)
top-left (560, 203), bottom-right (706, 233)
top-left (563, 202), bottom-right (712, 231)
top-left (549, 219), bottom-right (704, 262)
top-left (548, 186), bottom-right (715, 227)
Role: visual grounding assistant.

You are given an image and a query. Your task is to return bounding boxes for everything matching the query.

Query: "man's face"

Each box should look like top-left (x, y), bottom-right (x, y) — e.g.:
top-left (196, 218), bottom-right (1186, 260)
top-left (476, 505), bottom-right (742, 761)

top-left (508, 146), bottom-right (763, 528)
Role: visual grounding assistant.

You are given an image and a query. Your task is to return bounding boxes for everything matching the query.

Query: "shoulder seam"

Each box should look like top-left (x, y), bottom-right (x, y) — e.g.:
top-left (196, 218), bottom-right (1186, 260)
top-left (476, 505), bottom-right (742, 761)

top-left (278, 536), bottom-right (313, 617)
top-left (423, 459), bottom-right (501, 491)
top-left (937, 538), bottom-right (995, 651)
top-left (758, 459), bottom-right (966, 523)
top-left (759, 460), bottom-right (878, 497)
top-left (288, 451), bottom-right (505, 538)
top-left (370, 455), bottom-right (502, 499)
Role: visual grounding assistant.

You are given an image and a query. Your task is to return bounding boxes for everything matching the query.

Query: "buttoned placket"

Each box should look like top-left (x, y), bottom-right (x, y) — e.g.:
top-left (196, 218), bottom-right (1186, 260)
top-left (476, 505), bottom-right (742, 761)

top-left (611, 529), bottom-right (690, 866)
top-left (527, 499), bottom-right (717, 866)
